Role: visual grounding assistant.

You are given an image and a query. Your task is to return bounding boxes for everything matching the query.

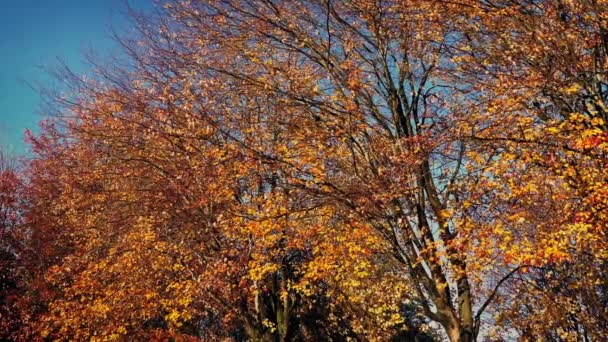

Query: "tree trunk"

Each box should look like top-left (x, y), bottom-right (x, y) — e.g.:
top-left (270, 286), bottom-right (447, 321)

top-left (443, 320), bottom-right (476, 342)
top-left (456, 268), bottom-right (475, 342)
top-left (275, 269), bottom-right (290, 342)
top-left (438, 299), bottom-right (476, 342)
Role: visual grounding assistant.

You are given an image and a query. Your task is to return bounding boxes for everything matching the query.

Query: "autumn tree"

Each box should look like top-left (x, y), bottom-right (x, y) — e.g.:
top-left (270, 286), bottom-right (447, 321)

top-left (144, 1), bottom-right (496, 340)
top-left (15, 65), bottom-right (427, 340)
top-left (0, 148), bottom-right (23, 339)
top-left (6, 0), bottom-right (608, 341)
top-left (449, 0), bottom-right (608, 339)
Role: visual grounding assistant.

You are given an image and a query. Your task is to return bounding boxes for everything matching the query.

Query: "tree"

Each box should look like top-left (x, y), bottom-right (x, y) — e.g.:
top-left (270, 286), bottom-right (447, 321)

top-left (451, 1), bottom-right (608, 339)
top-left (0, 148), bottom-right (23, 339)
top-left (16, 59), bottom-right (423, 341)
top-left (7, 0), bottom-right (608, 341)
top-left (146, 1), bottom-right (496, 339)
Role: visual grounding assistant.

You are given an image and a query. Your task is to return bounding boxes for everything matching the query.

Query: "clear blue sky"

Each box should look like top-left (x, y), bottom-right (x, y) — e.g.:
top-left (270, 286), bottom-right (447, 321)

top-left (0, 0), bottom-right (151, 155)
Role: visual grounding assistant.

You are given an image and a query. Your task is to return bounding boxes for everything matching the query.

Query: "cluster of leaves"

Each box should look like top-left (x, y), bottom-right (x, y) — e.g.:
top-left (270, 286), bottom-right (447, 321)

top-left (1, 0), bottom-right (607, 341)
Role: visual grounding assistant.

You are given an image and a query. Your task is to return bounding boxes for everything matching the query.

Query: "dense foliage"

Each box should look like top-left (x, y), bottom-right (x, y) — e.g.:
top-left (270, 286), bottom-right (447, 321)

top-left (1, 0), bottom-right (607, 341)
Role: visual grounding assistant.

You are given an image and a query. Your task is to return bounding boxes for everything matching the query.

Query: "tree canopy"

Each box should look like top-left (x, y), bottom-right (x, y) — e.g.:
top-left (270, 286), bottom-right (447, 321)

top-left (1, 0), bottom-right (607, 341)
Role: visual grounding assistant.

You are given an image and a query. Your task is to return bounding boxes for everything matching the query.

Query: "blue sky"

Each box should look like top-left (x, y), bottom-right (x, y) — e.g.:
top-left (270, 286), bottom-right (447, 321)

top-left (0, 0), bottom-right (151, 155)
